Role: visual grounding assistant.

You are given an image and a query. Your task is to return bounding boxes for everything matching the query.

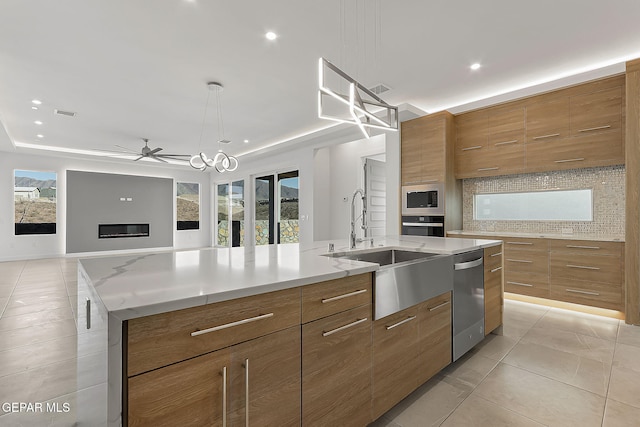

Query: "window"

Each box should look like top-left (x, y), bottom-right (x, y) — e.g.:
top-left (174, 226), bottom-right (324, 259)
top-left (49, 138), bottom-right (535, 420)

top-left (14, 170), bottom-right (57, 235)
top-left (216, 180), bottom-right (245, 247)
top-left (474, 189), bottom-right (593, 221)
top-left (176, 182), bottom-right (200, 230)
top-left (255, 170), bottom-right (299, 245)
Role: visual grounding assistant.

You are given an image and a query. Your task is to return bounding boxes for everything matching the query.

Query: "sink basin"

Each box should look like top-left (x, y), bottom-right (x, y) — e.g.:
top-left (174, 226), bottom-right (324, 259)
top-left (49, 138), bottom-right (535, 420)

top-left (329, 249), bottom-right (440, 267)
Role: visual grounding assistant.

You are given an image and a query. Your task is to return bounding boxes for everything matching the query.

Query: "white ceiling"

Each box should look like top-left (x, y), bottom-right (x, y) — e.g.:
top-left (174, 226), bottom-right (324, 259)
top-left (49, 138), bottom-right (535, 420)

top-left (1, 0), bottom-right (640, 167)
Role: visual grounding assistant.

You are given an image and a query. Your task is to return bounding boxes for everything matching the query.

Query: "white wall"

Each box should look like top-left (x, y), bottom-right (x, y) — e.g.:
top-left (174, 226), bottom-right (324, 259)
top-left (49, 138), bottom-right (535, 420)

top-left (321, 134), bottom-right (386, 240)
top-left (0, 150), bottom-right (211, 261)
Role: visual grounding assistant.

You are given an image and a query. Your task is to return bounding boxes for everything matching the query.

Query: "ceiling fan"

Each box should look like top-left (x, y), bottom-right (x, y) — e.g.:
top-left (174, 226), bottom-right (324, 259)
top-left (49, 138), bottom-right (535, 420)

top-left (106, 139), bottom-right (191, 163)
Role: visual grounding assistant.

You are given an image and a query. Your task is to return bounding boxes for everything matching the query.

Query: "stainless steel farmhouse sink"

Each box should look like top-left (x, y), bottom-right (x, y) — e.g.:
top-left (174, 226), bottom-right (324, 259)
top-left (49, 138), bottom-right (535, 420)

top-left (326, 248), bottom-right (453, 319)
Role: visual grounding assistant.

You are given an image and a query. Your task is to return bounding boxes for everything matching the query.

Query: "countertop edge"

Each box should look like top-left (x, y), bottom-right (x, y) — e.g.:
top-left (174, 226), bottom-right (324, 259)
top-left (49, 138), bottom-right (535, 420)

top-left (447, 230), bottom-right (625, 243)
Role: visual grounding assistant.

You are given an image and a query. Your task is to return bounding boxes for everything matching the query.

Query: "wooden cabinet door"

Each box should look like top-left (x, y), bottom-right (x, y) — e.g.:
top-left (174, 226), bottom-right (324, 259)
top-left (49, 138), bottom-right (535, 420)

top-left (128, 348), bottom-right (231, 427)
top-left (401, 114), bottom-right (446, 185)
top-left (484, 245), bottom-right (503, 335)
top-left (302, 305), bottom-right (372, 427)
top-left (229, 327), bottom-right (301, 427)
top-left (570, 86), bottom-right (622, 137)
top-left (401, 118), bottom-right (425, 185)
top-left (417, 292), bottom-right (452, 385)
top-left (525, 97), bottom-right (570, 143)
top-left (372, 306), bottom-right (420, 420)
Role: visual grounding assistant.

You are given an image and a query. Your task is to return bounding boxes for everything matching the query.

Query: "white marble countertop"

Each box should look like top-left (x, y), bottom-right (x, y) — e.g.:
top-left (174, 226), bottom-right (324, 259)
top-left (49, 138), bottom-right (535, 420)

top-left (79, 235), bottom-right (501, 321)
top-left (447, 229), bottom-right (625, 243)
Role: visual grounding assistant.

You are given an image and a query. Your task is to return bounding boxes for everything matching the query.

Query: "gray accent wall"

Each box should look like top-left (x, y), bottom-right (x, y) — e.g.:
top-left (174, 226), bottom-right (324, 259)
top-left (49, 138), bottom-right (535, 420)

top-left (66, 171), bottom-right (173, 253)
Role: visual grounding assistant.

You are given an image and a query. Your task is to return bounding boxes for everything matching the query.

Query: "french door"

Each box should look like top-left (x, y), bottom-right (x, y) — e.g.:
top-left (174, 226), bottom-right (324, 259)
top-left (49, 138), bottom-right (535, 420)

top-left (255, 170), bottom-right (299, 245)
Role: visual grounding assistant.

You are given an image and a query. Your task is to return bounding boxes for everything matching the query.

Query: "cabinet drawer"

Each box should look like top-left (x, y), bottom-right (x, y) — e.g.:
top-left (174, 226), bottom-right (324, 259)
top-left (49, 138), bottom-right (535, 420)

top-left (550, 253), bottom-right (622, 284)
top-left (302, 304), bottom-right (372, 426)
top-left (525, 129), bottom-right (623, 172)
top-left (127, 287), bottom-right (301, 377)
top-left (504, 271), bottom-right (549, 298)
top-left (484, 244), bottom-right (503, 270)
top-left (372, 306), bottom-right (420, 419)
top-left (550, 278), bottom-right (623, 311)
top-left (302, 273), bottom-right (372, 323)
top-left (548, 239), bottom-right (623, 257)
top-left (502, 237), bottom-right (548, 251)
top-left (504, 249), bottom-right (549, 275)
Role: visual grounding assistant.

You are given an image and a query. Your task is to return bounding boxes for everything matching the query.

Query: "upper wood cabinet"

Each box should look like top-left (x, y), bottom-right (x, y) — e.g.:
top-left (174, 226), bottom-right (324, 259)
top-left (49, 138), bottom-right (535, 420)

top-left (455, 105), bottom-right (525, 178)
top-left (401, 112), bottom-right (453, 185)
top-left (453, 75), bottom-right (625, 178)
top-left (525, 97), bottom-right (570, 143)
top-left (570, 86), bottom-right (622, 136)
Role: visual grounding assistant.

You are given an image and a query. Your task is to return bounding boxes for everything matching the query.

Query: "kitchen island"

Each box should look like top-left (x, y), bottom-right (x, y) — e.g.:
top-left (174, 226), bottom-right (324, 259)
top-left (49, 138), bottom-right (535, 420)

top-left (77, 235), bottom-right (501, 426)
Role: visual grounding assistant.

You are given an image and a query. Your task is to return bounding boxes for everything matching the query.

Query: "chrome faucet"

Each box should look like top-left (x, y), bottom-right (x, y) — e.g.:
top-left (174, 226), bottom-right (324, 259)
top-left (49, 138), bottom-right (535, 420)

top-left (350, 188), bottom-right (367, 249)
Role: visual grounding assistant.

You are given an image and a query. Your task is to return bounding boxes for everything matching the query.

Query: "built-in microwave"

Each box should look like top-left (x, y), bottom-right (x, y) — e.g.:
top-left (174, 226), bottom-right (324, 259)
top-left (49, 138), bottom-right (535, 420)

top-left (401, 183), bottom-right (444, 216)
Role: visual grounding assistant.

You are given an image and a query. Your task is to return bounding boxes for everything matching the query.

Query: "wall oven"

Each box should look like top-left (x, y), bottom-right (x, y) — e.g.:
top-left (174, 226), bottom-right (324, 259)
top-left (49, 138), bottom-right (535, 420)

top-left (402, 183), bottom-right (444, 216)
top-left (401, 215), bottom-right (445, 237)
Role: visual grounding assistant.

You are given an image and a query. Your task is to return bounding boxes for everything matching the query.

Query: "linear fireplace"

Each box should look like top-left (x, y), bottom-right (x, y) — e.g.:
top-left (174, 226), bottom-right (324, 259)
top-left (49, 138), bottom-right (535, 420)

top-left (98, 224), bottom-right (149, 239)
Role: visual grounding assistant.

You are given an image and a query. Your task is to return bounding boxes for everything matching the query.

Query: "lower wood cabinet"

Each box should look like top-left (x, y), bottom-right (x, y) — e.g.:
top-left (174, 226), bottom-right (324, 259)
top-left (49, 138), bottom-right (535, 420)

top-left (372, 292), bottom-right (452, 420)
top-left (372, 305), bottom-right (420, 420)
top-left (302, 304), bottom-right (372, 427)
top-left (417, 292), bottom-right (453, 384)
top-left (128, 326), bottom-right (300, 427)
top-left (484, 244), bottom-right (504, 335)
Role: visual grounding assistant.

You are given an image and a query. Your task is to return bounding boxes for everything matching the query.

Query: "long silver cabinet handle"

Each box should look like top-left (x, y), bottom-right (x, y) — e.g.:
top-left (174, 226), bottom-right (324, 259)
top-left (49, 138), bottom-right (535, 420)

top-left (507, 281), bottom-right (533, 287)
top-left (506, 241), bottom-right (533, 245)
top-left (323, 318), bottom-right (368, 337)
top-left (495, 140), bottom-right (518, 146)
top-left (532, 133), bottom-right (560, 140)
top-left (191, 313), bottom-right (274, 337)
top-left (386, 315), bottom-right (417, 330)
top-left (462, 145), bottom-right (482, 151)
top-left (566, 289), bottom-right (600, 296)
top-left (454, 258), bottom-right (483, 270)
top-left (477, 167), bottom-right (499, 171)
top-left (222, 366), bottom-right (227, 427)
top-left (566, 264), bottom-right (600, 270)
top-left (566, 245), bottom-right (600, 250)
top-left (86, 298), bottom-right (91, 330)
top-left (555, 158), bottom-right (584, 163)
top-left (428, 300), bottom-right (451, 312)
top-left (578, 125), bottom-right (611, 133)
top-left (490, 252), bottom-right (503, 257)
top-left (244, 359), bottom-right (249, 427)
top-left (402, 222), bottom-right (444, 227)
top-left (490, 266), bottom-right (503, 273)
top-left (322, 289), bottom-right (367, 303)
top-left (507, 259), bottom-right (533, 263)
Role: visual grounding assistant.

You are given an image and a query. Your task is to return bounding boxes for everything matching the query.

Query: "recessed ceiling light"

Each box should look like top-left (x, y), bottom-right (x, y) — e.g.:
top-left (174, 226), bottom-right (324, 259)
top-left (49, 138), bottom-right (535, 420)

top-left (36, 134), bottom-right (44, 138)
top-left (265, 31), bottom-right (277, 41)
top-left (31, 99), bottom-right (42, 105)
top-left (34, 120), bottom-right (43, 125)
top-left (470, 63), bottom-right (481, 70)
top-left (243, 139), bottom-right (249, 143)
top-left (31, 106), bottom-right (38, 110)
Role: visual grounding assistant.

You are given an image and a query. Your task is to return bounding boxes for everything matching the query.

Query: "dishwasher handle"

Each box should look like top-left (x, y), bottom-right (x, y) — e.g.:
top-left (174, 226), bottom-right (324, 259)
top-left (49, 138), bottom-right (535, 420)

top-left (454, 257), bottom-right (483, 270)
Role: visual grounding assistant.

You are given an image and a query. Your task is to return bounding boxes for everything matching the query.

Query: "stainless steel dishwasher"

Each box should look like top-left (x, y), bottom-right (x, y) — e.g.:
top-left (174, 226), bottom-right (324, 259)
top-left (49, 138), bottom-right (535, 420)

top-left (452, 249), bottom-right (484, 361)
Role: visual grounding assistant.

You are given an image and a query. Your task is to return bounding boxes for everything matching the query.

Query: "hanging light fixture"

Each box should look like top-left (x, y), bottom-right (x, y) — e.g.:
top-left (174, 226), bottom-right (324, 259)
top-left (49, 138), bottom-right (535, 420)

top-left (190, 82), bottom-right (239, 172)
top-left (317, 0), bottom-right (397, 138)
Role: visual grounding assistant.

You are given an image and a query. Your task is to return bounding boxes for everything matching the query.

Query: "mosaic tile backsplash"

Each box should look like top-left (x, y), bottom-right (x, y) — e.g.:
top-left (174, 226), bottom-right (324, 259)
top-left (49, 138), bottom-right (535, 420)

top-left (462, 165), bottom-right (625, 237)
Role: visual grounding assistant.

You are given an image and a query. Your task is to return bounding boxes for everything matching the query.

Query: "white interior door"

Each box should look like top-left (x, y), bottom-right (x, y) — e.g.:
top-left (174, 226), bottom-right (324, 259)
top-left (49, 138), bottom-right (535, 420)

top-left (364, 157), bottom-right (386, 237)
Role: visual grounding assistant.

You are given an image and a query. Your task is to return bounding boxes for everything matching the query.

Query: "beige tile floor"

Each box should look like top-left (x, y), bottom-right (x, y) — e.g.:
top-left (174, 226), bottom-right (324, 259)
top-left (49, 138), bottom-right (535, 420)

top-left (1, 257), bottom-right (640, 426)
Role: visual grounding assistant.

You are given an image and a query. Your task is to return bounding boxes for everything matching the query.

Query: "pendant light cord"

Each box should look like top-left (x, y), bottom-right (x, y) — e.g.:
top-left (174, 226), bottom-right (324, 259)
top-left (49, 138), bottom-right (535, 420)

top-left (197, 88), bottom-right (212, 153)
